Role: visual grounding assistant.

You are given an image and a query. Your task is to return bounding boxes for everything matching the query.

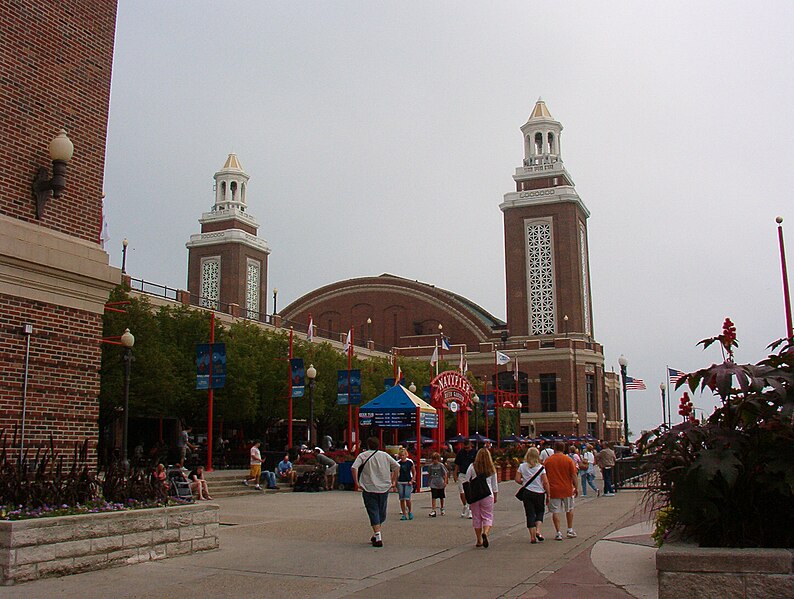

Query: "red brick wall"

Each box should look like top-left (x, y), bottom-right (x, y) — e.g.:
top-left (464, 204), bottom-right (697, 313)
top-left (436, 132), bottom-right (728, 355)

top-left (0, 293), bottom-right (102, 453)
top-left (0, 1), bottom-right (117, 240)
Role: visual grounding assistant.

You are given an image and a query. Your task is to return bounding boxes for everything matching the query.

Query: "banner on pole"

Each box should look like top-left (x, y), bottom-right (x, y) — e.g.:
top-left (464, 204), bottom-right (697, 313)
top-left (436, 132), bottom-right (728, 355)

top-left (338, 369), bottom-right (362, 405)
top-left (290, 358), bottom-right (305, 398)
top-left (196, 343), bottom-right (226, 390)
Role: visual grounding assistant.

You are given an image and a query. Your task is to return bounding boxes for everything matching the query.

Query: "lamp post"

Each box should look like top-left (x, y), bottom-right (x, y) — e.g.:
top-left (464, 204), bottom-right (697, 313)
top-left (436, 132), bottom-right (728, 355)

top-left (272, 288), bottom-right (278, 316)
top-left (776, 217), bottom-right (793, 339)
top-left (120, 328), bottom-right (135, 472)
top-left (367, 317), bottom-right (372, 343)
top-left (660, 382), bottom-right (667, 428)
top-left (306, 364), bottom-right (317, 447)
top-left (32, 129), bottom-right (74, 219)
top-left (121, 238), bottom-right (128, 274)
top-left (618, 355), bottom-right (629, 443)
top-left (529, 419), bottom-right (535, 439)
top-left (408, 382), bottom-right (416, 394)
top-left (473, 393), bottom-right (480, 433)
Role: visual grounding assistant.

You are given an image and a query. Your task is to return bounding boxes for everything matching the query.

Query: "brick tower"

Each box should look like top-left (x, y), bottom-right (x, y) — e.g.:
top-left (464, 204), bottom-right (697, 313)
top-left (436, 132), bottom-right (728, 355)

top-left (501, 99), bottom-right (594, 340)
top-left (186, 155), bottom-right (270, 318)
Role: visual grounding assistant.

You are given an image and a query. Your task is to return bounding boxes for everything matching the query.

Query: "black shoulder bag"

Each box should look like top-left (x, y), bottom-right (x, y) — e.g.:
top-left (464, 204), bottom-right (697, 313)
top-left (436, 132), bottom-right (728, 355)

top-left (463, 472), bottom-right (492, 505)
top-left (515, 466), bottom-right (544, 501)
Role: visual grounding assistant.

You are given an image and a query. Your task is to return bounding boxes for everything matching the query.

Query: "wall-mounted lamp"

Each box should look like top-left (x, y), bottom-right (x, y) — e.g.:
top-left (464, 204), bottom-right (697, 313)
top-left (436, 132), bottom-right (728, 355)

top-left (32, 130), bottom-right (74, 219)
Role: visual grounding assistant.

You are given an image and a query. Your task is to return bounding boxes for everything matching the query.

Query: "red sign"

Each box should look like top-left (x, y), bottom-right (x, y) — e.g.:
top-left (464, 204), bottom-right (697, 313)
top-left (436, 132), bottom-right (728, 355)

top-left (430, 371), bottom-right (476, 410)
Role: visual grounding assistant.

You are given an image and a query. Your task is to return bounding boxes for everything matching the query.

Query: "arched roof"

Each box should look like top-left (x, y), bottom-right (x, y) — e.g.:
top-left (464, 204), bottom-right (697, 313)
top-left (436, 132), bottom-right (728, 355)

top-left (281, 273), bottom-right (505, 351)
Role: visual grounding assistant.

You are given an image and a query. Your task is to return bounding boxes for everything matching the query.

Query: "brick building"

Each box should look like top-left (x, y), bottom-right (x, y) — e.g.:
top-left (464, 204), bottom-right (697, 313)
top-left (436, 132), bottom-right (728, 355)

top-left (282, 100), bottom-right (622, 440)
top-left (0, 1), bottom-right (120, 461)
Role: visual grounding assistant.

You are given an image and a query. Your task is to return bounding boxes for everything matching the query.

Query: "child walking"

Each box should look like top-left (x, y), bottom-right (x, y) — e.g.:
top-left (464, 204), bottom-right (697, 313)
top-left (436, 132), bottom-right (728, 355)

top-left (427, 452), bottom-right (449, 517)
top-left (397, 448), bottom-right (416, 520)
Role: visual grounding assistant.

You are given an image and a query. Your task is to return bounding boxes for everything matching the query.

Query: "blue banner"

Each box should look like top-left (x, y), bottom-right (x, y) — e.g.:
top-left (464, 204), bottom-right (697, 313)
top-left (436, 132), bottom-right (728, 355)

top-left (423, 386), bottom-right (432, 401)
top-left (290, 358), bottom-right (305, 398)
top-left (338, 369), bottom-right (362, 405)
top-left (196, 343), bottom-right (226, 390)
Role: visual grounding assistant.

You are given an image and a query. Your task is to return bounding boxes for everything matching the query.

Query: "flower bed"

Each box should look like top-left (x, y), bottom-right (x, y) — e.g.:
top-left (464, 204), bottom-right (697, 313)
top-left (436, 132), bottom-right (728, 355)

top-left (0, 502), bottom-right (218, 585)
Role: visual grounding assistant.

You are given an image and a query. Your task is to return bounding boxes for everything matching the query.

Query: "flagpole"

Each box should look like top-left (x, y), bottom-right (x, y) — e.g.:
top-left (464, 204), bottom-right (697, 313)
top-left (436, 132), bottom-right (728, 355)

top-left (494, 350), bottom-right (500, 449)
top-left (348, 326), bottom-right (354, 452)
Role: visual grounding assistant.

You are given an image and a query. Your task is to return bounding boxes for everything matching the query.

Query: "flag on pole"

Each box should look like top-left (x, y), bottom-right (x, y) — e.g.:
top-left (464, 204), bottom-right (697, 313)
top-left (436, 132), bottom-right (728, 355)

top-left (441, 336), bottom-right (451, 351)
top-left (496, 350), bottom-right (511, 365)
top-left (307, 315), bottom-right (314, 343)
top-left (459, 348), bottom-right (467, 374)
top-left (668, 368), bottom-right (686, 386)
top-left (514, 357), bottom-right (519, 383)
top-left (396, 366), bottom-right (403, 384)
top-left (430, 346), bottom-right (439, 366)
top-left (626, 376), bottom-right (647, 390)
top-left (343, 330), bottom-right (351, 353)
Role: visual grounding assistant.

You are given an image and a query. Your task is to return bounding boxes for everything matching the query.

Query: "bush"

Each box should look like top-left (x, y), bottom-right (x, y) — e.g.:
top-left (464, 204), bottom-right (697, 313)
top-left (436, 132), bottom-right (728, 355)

top-left (639, 319), bottom-right (794, 548)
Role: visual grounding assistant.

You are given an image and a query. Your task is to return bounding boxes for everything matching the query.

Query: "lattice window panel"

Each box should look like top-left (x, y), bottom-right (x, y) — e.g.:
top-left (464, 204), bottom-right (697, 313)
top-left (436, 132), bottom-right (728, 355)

top-left (246, 259), bottom-right (260, 318)
top-left (526, 221), bottom-right (556, 335)
top-left (579, 222), bottom-right (591, 335)
top-left (200, 257), bottom-right (220, 310)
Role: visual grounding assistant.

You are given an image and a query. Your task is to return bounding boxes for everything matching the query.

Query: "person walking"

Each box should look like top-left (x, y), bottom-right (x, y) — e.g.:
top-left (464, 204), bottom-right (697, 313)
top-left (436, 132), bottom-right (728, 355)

top-left (426, 452), bottom-right (448, 517)
top-left (243, 440), bottom-right (264, 490)
top-left (595, 442), bottom-right (617, 496)
top-left (396, 447), bottom-right (416, 520)
top-left (453, 439), bottom-right (477, 518)
top-left (351, 437), bottom-right (400, 547)
top-left (580, 444), bottom-right (600, 496)
top-left (463, 448), bottom-right (498, 548)
top-left (543, 441), bottom-right (578, 540)
top-left (515, 446), bottom-right (549, 543)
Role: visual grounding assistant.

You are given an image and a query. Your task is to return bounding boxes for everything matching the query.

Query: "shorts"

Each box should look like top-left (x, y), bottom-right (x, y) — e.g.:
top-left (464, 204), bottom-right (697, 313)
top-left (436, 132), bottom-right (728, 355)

top-left (326, 463), bottom-right (338, 476)
top-left (430, 488), bottom-right (445, 500)
top-left (548, 496), bottom-right (575, 513)
top-left (362, 491), bottom-right (389, 526)
top-left (397, 482), bottom-right (413, 500)
top-left (249, 464), bottom-right (261, 480)
top-left (456, 477), bottom-right (467, 494)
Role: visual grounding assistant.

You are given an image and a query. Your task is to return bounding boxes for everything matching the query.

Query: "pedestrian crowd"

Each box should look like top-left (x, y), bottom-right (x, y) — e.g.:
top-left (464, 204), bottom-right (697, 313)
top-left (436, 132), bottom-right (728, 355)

top-left (350, 436), bottom-right (621, 548)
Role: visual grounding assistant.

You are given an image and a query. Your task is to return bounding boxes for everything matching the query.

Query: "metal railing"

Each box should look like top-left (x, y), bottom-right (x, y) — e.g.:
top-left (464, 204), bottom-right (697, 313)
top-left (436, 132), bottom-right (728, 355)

top-left (613, 454), bottom-right (650, 489)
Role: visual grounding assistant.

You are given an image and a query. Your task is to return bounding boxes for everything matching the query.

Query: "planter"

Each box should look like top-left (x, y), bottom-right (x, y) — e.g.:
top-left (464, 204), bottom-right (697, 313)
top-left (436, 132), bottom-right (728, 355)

top-left (0, 503), bottom-right (219, 585)
top-left (656, 540), bottom-right (794, 599)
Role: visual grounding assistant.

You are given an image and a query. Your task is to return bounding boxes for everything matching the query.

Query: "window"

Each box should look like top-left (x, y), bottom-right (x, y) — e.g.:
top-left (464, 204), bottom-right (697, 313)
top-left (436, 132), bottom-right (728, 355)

top-left (540, 374), bottom-right (557, 412)
top-left (586, 374), bottom-right (596, 412)
top-left (199, 257), bottom-right (220, 310)
top-left (245, 259), bottom-right (260, 318)
top-left (526, 220), bottom-right (556, 335)
top-left (603, 393), bottom-right (610, 420)
top-left (587, 422), bottom-right (596, 437)
top-left (534, 132), bottom-right (543, 154)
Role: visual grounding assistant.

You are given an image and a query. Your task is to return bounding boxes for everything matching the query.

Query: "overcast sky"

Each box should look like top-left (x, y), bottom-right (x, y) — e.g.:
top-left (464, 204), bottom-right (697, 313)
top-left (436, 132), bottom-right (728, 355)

top-left (103, 1), bottom-right (794, 436)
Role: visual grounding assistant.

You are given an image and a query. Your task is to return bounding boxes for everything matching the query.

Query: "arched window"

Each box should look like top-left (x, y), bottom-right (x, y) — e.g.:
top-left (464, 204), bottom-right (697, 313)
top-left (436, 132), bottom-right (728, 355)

top-left (548, 132), bottom-right (555, 155)
top-left (230, 181), bottom-right (237, 201)
top-left (241, 183), bottom-right (246, 203)
top-left (220, 181), bottom-right (226, 200)
top-left (534, 132), bottom-right (544, 155)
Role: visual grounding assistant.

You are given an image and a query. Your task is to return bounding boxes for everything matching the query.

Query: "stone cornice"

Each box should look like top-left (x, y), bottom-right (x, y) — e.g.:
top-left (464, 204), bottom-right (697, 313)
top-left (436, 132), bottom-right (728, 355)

top-left (500, 185), bottom-right (590, 218)
top-left (186, 229), bottom-right (271, 254)
top-left (0, 214), bottom-right (120, 315)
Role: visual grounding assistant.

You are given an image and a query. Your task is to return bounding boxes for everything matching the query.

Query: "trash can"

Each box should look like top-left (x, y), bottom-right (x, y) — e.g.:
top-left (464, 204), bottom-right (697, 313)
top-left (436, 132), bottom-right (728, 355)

top-left (337, 461), bottom-right (354, 490)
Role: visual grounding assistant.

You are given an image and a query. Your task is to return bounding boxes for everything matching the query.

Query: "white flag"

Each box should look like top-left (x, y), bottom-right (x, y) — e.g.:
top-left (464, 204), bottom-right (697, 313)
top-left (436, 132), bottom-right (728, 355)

top-left (430, 346), bottom-right (438, 366)
top-left (459, 349), bottom-right (466, 373)
top-left (396, 366), bottom-right (402, 384)
top-left (307, 316), bottom-right (314, 343)
top-left (343, 330), bottom-right (351, 352)
top-left (496, 350), bottom-right (511, 365)
top-left (514, 357), bottom-right (519, 382)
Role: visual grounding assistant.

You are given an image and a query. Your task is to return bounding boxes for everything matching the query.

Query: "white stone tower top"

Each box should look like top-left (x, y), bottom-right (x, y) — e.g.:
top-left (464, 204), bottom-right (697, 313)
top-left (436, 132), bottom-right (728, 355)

top-left (213, 153), bottom-right (250, 212)
top-left (520, 98), bottom-right (563, 165)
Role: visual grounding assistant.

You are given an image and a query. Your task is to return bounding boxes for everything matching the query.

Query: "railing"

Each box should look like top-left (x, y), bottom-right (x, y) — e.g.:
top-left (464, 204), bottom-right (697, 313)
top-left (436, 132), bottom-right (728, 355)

top-left (613, 454), bottom-right (650, 490)
top-left (129, 277), bottom-right (180, 301)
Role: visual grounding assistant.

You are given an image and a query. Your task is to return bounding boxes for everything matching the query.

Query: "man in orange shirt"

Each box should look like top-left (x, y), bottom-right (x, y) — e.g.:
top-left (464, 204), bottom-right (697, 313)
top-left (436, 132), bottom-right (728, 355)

top-left (543, 441), bottom-right (578, 540)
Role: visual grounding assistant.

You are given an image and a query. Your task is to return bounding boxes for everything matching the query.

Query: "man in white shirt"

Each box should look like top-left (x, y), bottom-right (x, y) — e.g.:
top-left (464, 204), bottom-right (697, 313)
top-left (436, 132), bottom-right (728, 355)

top-left (351, 437), bottom-right (400, 547)
top-left (540, 443), bottom-right (554, 463)
top-left (243, 440), bottom-right (264, 490)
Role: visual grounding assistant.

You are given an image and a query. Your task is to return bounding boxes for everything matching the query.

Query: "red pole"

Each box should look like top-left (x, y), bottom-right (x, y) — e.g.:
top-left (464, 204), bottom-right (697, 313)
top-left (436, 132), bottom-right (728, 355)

top-left (206, 311), bottom-right (215, 471)
top-left (288, 327), bottom-right (294, 449)
top-left (415, 405), bottom-right (421, 492)
top-left (777, 217), bottom-right (794, 339)
top-left (484, 379), bottom-right (489, 440)
top-left (347, 327), bottom-right (354, 451)
top-left (494, 352), bottom-right (501, 448)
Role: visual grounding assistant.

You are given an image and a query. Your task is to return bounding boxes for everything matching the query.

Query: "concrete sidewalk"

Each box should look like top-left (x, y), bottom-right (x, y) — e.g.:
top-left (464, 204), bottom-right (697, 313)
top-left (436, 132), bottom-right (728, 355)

top-left (3, 484), bottom-right (657, 598)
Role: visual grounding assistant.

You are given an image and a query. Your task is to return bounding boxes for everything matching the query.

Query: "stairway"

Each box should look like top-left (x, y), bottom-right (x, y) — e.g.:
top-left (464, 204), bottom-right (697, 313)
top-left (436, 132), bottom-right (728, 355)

top-left (202, 469), bottom-right (290, 499)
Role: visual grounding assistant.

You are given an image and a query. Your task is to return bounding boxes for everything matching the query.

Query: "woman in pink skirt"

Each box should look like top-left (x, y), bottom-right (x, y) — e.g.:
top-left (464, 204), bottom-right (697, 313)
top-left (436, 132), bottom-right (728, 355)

top-left (463, 448), bottom-right (499, 548)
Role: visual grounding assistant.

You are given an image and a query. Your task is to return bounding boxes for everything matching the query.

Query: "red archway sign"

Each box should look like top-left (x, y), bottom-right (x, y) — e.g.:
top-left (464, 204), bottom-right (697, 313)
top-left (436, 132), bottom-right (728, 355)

top-left (430, 371), bottom-right (476, 450)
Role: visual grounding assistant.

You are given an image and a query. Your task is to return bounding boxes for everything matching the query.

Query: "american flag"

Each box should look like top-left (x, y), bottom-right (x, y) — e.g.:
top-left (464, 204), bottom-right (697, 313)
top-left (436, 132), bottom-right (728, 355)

top-left (625, 376), bottom-right (647, 390)
top-left (668, 368), bottom-right (686, 385)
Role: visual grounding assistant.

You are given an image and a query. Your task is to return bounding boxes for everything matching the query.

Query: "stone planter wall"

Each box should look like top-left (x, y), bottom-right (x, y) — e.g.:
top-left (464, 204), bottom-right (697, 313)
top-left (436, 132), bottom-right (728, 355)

top-left (0, 503), bottom-right (219, 585)
top-left (656, 541), bottom-right (794, 599)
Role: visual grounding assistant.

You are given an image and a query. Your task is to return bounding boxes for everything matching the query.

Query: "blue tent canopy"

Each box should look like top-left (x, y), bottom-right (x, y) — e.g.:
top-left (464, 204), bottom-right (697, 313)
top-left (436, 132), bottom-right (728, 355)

top-left (358, 384), bottom-right (438, 429)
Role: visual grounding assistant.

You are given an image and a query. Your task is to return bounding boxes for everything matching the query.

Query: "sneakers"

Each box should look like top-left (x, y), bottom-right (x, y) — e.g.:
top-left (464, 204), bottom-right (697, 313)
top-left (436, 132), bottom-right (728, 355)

top-left (440, 508), bottom-right (445, 516)
top-left (400, 514), bottom-right (408, 521)
top-left (429, 510), bottom-right (437, 517)
top-left (242, 480), bottom-right (249, 486)
top-left (460, 507), bottom-right (467, 518)
top-left (254, 485), bottom-right (262, 490)
top-left (467, 512), bottom-right (473, 519)
top-left (555, 531), bottom-right (563, 541)
top-left (604, 492), bottom-right (615, 497)
top-left (408, 512), bottom-right (414, 520)
top-left (567, 529), bottom-right (577, 538)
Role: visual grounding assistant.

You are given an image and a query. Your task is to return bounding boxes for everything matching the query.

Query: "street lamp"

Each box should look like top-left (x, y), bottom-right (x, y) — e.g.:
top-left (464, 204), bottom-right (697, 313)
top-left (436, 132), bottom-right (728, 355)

top-left (121, 238), bottom-right (128, 274)
top-left (618, 355), bottom-right (629, 443)
top-left (660, 383), bottom-right (667, 428)
top-left (473, 393), bottom-right (480, 433)
top-left (120, 328), bottom-right (135, 472)
top-left (528, 419), bottom-right (535, 438)
top-left (272, 288), bottom-right (278, 316)
top-left (408, 382), bottom-right (416, 393)
top-left (367, 317), bottom-right (372, 342)
top-left (775, 217), bottom-right (793, 339)
top-left (306, 364), bottom-right (317, 447)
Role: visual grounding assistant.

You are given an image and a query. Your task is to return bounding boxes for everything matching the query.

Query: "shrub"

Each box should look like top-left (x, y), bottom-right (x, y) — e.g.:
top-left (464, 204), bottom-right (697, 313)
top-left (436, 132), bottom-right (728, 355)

top-left (639, 319), bottom-right (794, 548)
